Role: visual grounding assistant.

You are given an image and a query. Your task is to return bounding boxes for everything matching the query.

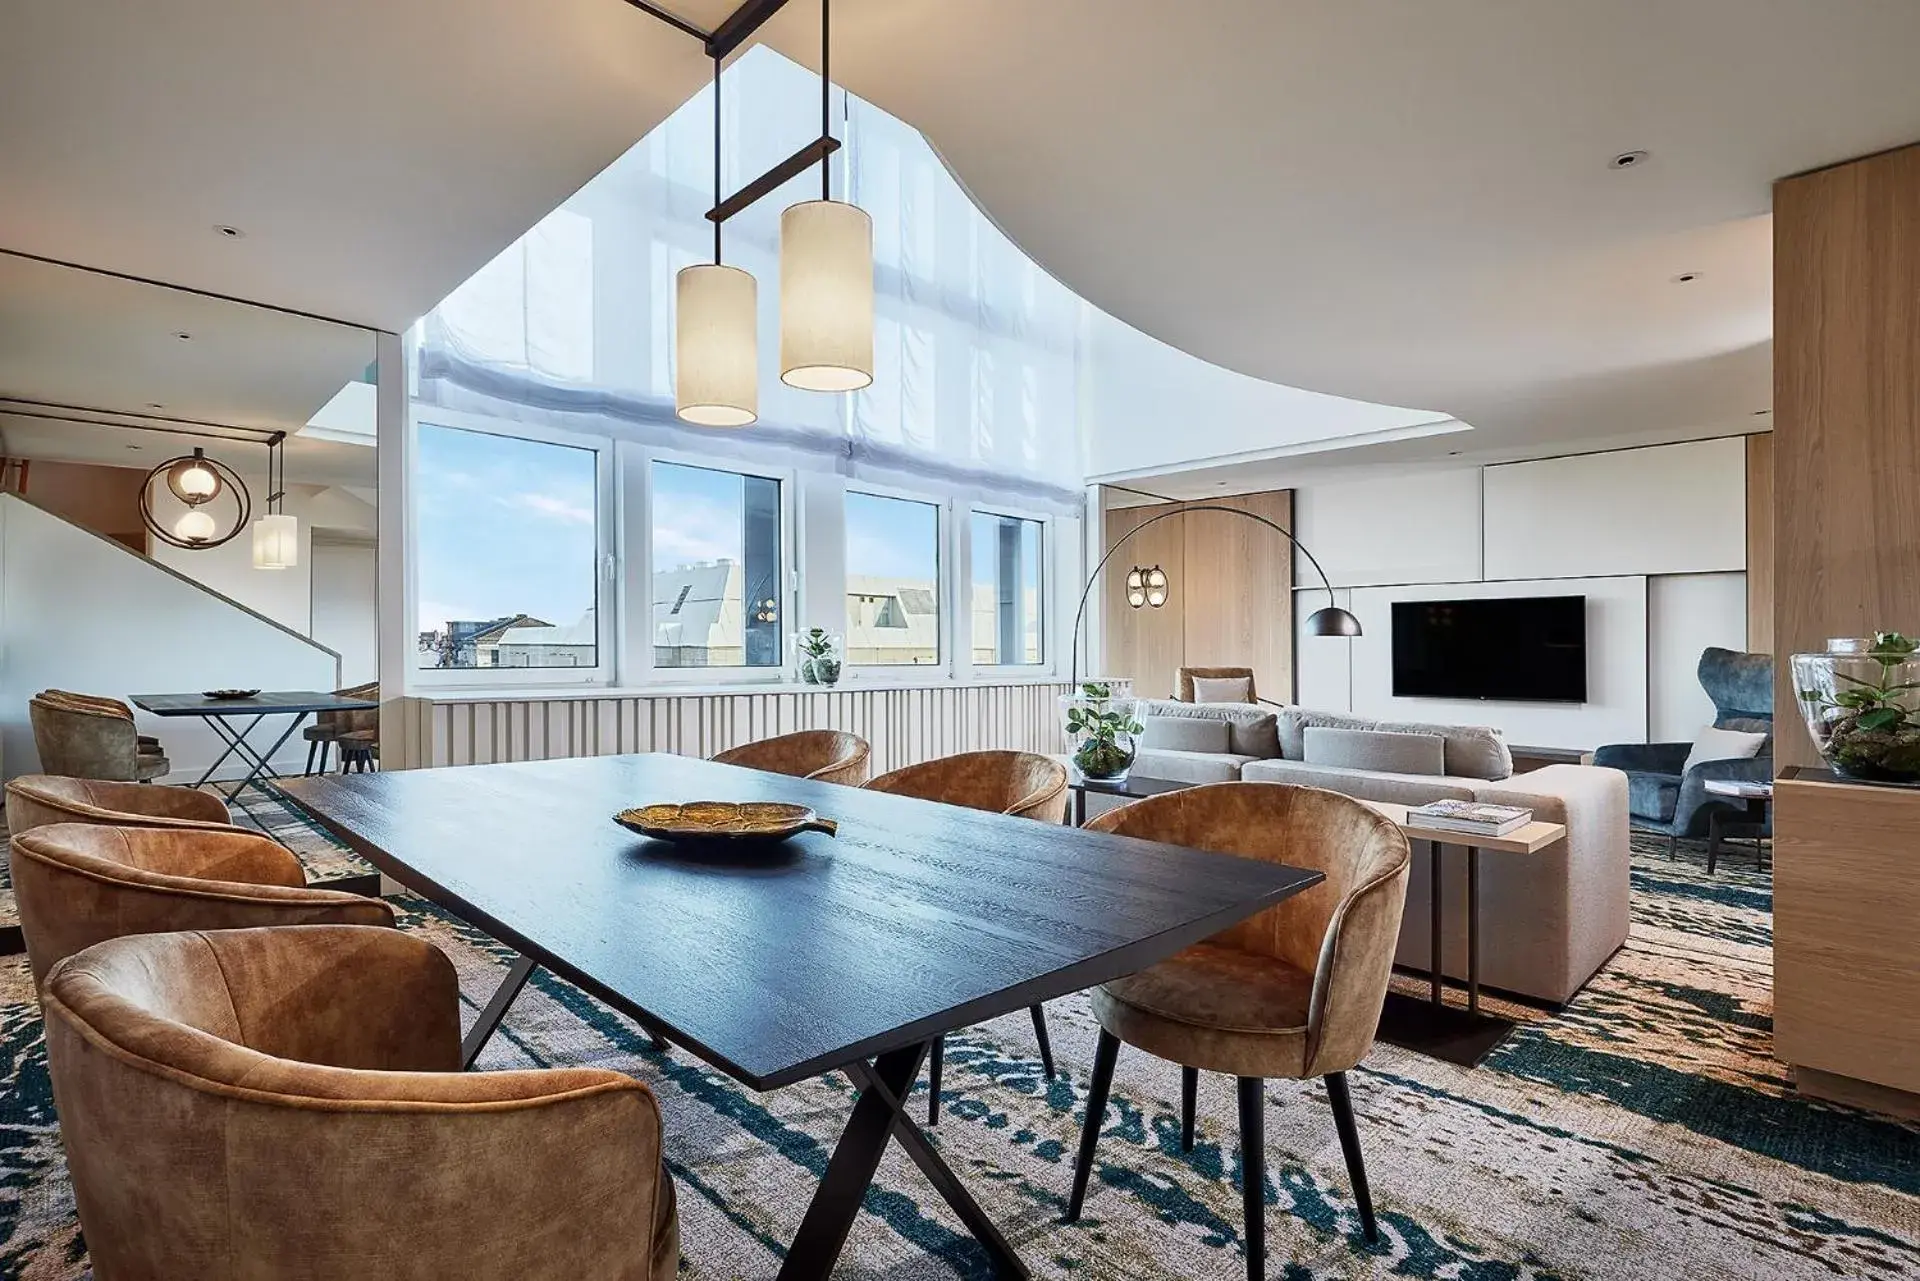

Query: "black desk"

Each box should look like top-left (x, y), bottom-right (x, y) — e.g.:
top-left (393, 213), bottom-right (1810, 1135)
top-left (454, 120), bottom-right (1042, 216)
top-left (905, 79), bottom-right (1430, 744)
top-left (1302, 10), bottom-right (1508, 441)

top-left (275, 753), bottom-right (1320, 1281)
top-left (131, 691), bottom-right (377, 802)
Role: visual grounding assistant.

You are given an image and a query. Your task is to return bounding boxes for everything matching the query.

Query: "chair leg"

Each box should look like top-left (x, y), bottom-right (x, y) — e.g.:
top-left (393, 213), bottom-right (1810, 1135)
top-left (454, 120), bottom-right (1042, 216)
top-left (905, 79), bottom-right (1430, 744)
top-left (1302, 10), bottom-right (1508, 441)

top-left (927, 1034), bottom-right (944, 1125)
top-left (305, 739), bottom-right (319, 776)
top-left (1237, 1076), bottom-right (1266, 1281)
top-left (318, 741), bottom-right (331, 774)
top-left (1029, 1003), bottom-right (1056, 1080)
top-left (1325, 1071), bottom-right (1378, 1243)
top-left (1181, 1065), bottom-right (1199, 1152)
top-left (1065, 1028), bottom-right (1120, 1222)
top-left (1666, 832), bottom-right (1677, 860)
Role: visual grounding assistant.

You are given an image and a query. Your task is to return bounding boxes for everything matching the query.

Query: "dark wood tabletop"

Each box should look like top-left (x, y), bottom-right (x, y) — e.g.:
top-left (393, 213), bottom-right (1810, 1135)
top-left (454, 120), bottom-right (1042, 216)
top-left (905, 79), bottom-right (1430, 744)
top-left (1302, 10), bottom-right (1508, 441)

top-left (275, 753), bottom-right (1322, 1091)
top-left (131, 691), bottom-right (377, 717)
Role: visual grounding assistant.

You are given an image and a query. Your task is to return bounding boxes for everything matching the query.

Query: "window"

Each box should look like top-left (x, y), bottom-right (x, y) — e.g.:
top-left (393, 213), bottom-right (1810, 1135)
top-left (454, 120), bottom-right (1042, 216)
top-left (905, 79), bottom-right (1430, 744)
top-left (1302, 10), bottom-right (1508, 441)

top-left (650, 462), bottom-right (783, 669)
top-left (415, 422), bottom-right (604, 673)
top-left (971, 512), bottom-right (1044, 665)
top-left (844, 491), bottom-right (941, 666)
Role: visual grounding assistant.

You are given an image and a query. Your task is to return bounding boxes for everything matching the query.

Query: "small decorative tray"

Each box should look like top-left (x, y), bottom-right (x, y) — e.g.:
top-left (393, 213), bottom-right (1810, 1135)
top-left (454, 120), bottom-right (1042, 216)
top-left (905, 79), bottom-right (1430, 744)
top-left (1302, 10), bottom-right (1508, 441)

top-left (203, 688), bottom-right (261, 700)
top-left (613, 800), bottom-right (837, 845)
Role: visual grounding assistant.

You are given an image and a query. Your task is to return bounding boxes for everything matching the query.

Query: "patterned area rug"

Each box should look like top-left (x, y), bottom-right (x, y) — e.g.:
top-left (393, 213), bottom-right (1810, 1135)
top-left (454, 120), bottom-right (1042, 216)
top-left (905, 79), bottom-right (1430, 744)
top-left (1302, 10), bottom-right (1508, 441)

top-left (3, 816), bottom-right (1918, 1279)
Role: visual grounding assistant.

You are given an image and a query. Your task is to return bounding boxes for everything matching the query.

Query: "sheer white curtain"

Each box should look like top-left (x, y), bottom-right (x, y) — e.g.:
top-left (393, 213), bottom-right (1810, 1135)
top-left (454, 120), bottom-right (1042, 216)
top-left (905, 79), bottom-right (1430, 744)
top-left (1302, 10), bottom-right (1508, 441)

top-left (416, 47), bottom-right (1085, 511)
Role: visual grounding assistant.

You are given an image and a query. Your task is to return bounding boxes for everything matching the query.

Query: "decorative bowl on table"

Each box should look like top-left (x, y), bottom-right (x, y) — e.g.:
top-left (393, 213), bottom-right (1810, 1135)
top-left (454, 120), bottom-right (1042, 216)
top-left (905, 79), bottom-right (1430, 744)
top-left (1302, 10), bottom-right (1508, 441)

top-left (202, 688), bottom-right (261, 700)
top-left (613, 800), bottom-right (838, 845)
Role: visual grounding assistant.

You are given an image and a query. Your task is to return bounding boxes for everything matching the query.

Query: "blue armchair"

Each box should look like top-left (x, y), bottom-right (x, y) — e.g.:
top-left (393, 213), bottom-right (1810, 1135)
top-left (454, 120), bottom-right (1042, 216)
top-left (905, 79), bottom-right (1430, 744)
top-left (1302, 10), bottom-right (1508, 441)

top-left (1592, 647), bottom-right (1773, 855)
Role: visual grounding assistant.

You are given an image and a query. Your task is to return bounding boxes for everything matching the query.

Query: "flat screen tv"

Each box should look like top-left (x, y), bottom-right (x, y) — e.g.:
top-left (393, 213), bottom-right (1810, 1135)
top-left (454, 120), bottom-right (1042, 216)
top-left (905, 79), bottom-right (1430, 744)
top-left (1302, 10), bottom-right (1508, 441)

top-left (1391, 595), bottom-right (1587, 703)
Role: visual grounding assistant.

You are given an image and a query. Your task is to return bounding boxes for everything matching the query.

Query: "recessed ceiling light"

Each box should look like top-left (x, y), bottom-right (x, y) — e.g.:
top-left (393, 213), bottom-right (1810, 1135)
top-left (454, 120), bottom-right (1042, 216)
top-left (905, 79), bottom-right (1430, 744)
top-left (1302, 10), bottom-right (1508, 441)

top-left (213, 224), bottom-right (245, 239)
top-left (1672, 272), bottom-right (1700, 284)
top-left (146, 402), bottom-right (164, 410)
top-left (1752, 408), bottom-right (1771, 416)
top-left (1447, 450), bottom-right (1462, 456)
top-left (1610, 150), bottom-right (1649, 170)
top-left (173, 331), bottom-right (193, 341)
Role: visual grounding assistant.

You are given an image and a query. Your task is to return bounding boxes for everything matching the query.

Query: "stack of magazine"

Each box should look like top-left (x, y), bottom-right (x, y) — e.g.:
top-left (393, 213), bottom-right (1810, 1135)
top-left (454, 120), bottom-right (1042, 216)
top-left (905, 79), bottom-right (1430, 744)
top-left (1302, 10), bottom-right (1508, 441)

top-left (1405, 799), bottom-right (1533, 837)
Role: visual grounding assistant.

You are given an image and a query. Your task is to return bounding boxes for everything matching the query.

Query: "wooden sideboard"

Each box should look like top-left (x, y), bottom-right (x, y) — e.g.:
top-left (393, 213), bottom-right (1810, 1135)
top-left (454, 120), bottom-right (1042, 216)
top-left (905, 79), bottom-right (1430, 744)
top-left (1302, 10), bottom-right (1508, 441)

top-left (1773, 768), bottom-right (1920, 1117)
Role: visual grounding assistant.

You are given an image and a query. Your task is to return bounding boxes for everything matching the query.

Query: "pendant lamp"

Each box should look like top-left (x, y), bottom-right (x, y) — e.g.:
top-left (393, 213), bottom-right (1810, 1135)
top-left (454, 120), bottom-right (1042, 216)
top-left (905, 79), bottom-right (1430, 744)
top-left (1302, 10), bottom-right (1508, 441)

top-left (676, 55), bottom-right (758, 427)
top-left (251, 436), bottom-right (299, 570)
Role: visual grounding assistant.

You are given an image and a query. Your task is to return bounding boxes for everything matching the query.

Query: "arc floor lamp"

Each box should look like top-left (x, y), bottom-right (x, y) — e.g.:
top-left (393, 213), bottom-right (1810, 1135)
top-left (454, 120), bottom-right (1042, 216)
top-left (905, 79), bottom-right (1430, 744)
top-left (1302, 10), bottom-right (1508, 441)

top-left (1068, 503), bottom-right (1362, 687)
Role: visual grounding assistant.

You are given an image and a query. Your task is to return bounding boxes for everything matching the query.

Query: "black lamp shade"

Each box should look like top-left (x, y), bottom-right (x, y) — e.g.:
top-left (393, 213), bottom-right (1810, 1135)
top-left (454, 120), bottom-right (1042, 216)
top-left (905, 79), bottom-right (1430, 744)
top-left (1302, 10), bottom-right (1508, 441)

top-left (1305, 605), bottom-right (1363, 637)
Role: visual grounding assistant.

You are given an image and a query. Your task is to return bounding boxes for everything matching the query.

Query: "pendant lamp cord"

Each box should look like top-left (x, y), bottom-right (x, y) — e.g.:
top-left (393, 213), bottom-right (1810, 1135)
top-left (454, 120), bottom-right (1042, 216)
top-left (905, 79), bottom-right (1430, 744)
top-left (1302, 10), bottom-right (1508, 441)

top-left (712, 54), bottom-right (723, 263)
top-left (821, 0), bottom-right (831, 201)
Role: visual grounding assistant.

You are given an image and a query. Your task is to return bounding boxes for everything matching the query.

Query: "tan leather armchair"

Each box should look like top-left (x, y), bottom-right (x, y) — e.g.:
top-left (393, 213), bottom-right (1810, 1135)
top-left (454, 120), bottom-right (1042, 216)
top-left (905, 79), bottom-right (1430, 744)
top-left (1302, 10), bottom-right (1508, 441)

top-left (10, 822), bottom-right (394, 985)
top-left (29, 693), bottom-right (169, 781)
top-left (43, 925), bottom-right (680, 1280)
top-left (713, 729), bottom-right (871, 786)
top-left (5, 774), bottom-right (233, 837)
top-left (865, 749), bottom-right (1069, 1120)
top-left (1067, 782), bottom-right (1410, 1275)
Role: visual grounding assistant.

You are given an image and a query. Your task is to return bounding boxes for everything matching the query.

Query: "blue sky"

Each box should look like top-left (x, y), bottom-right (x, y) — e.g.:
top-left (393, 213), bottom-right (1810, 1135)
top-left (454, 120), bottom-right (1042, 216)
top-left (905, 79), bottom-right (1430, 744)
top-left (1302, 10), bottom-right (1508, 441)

top-left (844, 491), bottom-right (938, 582)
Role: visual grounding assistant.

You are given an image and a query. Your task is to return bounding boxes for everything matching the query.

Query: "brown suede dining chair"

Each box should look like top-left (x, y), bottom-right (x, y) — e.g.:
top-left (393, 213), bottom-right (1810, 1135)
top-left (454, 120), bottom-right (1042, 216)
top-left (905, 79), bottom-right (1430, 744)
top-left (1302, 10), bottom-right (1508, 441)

top-left (28, 692), bottom-right (171, 781)
top-left (10, 822), bottom-right (393, 986)
top-left (712, 729), bottom-right (871, 786)
top-left (864, 749), bottom-right (1070, 1121)
top-left (5, 773), bottom-right (234, 837)
top-left (1066, 782), bottom-right (1411, 1279)
top-left (42, 925), bottom-right (680, 1280)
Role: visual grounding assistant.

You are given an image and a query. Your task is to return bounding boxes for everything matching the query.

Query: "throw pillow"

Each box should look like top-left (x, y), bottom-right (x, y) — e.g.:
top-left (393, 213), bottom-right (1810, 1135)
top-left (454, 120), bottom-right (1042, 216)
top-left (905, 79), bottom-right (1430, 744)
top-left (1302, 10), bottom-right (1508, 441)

top-left (1140, 716), bottom-right (1233, 754)
top-left (1682, 725), bottom-right (1768, 775)
top-left (1302, 726), bottom-right (1447, 776)
top-left (1191, 675), bottom-right (1254, 704)
top-left (1277, 707), bottom-right (1379, 758)
top-left (1137, 699), bottom-right (1281, 758)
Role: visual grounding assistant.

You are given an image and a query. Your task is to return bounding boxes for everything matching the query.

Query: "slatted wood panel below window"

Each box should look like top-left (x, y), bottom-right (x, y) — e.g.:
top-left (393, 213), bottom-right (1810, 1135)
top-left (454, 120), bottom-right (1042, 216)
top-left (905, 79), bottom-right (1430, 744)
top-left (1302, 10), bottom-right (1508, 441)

top-left (390, 683), bottom-right (1073, 775)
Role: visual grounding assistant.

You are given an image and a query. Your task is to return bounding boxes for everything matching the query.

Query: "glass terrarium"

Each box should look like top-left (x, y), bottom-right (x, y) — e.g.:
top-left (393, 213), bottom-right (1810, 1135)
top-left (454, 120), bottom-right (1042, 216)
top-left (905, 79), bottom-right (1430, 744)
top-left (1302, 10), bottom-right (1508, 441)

top-left (1059, 680), bottom-right (1143, 783)
top-left (1792, 633), bottom-right (1920, 783)
top-left (794, 628), bottom-right (843, 687)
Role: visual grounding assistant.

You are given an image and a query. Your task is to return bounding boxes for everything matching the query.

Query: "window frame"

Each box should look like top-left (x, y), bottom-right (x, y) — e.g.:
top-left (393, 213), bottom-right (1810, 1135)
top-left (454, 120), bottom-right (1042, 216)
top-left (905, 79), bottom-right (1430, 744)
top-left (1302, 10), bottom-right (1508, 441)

top-left (963, 503), bottom-right (1052, 676)
top-left (631, 443), bottom-right (797, 687)
top-left (840, 481), bottom-right (955, 679)
top-left (409, 408), bottom-right (617, 689)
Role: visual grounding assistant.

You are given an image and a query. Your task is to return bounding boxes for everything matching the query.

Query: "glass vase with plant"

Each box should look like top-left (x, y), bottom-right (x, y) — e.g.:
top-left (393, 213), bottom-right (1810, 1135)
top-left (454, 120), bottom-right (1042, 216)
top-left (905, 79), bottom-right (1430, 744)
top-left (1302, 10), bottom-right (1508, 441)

top-left (1793, 631), bottom-right (1920, 783)
top-left (1059, 681), bottom-right (1144, 783)
top-left (796, 628), bottom-right (843, 686)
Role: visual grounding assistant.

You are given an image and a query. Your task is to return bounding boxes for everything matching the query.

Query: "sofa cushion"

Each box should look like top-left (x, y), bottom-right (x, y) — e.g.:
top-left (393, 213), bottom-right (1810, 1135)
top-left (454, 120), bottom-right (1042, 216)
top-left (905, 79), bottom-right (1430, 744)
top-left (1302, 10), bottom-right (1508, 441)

top-left (1276, 708), bottom-right (1377, 759)
top-left (1303, 727), bottom-right (1446, 776)
top-left (1141, 716), bottom-right (1232, 754)
top-left (1239, 757), bottom-right (1480, 806)
top-left (1132, 749), bottom-right (1260, 785)
top-left (1191, 675), bottom-right (1253, 704)
top-left (1137, 700), bottom-right (1280, 758)
top-left (1279, 707), bottom-right (1512, 779)
top-left (1625, 770), bottom-right (1679, 822)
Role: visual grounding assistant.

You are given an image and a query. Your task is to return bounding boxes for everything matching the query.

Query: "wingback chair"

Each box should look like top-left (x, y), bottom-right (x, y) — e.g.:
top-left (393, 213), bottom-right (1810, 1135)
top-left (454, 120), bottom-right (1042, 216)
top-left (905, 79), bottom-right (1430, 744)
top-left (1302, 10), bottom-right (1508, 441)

top-left (10, 822), bottom-right (393, 985)
top-left (42, 926), bottom-right (680, 1280)
top-left (5, 774), bottom-right (233, 838)
top-left (1592, 647), bottom-right (1773, 859)
top-left (29, 692), bottom-right (169, 781)
top-left (865, 749), bottom-right (1070, 1120)
top-left (1067, 782), bottom-right (1411, 1277)
top-left (712, 729), bottom-right (871, 786)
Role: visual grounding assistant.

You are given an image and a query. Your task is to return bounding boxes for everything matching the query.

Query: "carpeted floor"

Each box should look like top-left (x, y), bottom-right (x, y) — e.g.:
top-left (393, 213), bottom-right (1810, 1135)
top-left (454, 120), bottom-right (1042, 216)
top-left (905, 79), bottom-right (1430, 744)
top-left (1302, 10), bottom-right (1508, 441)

top-left (2, 808), bottom-right (1917, 1279)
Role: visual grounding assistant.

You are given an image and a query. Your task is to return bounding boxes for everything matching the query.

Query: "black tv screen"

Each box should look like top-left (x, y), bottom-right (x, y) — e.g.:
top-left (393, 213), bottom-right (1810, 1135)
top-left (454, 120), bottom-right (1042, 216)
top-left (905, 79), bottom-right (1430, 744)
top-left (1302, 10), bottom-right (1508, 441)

top-left (1391, 595), bottom-right (1587, 703)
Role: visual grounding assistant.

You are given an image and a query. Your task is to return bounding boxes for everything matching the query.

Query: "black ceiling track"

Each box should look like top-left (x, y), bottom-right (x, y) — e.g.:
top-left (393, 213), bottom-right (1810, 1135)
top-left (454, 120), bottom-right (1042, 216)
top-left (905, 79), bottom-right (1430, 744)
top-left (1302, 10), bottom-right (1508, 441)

top-left (617, 0), bottom-right (794, 60)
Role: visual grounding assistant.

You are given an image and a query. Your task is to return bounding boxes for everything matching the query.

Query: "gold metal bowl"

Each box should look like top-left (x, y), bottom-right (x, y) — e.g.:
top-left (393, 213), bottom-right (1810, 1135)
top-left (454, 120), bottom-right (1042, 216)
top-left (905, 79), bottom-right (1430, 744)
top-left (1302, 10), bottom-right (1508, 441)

top-left (612, 800), bottom-right (837, 844)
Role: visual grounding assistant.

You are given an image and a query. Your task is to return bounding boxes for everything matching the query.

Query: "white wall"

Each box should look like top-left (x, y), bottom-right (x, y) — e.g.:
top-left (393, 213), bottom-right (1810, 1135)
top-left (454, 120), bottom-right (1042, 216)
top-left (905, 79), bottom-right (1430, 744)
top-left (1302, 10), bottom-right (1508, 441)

top-left (311, 538), bottom-right (378, 687)
top-left (0, 495), bottom-right (338, 781)
top-left (151, 470), bottom-right (315, 634)
top-left (1290, 438), bottom-right (1753, 748)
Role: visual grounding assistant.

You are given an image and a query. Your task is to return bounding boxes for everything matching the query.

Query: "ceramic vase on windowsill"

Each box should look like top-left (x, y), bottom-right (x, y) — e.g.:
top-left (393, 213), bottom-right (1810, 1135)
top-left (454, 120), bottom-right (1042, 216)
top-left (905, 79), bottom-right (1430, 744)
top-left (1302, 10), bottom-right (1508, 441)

top-left (1792, 632), bottom-right (1920, 784)
top-left (796, 628), bottom-right (843, 687)
top-left (1060, 680), bottom-right (1143, 783)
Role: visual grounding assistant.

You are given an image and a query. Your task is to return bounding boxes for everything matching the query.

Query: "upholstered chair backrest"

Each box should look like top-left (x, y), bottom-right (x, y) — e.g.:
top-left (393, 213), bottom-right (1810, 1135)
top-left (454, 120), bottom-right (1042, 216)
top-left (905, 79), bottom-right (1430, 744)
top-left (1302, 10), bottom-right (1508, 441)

top-left (29, 697), bottom-right (141, 780)
top-left (713, 730), bottom-right (872, 786)
top-left (5, 774), bottom-right (232, 837)
top-left (1088, 781), bottom-right (1410, 1076)
top-left (1697, 647), bottom-right (1773, 734)
top-left (1176, 666), bottom-right (1258, 703)
top-left (865, 750), bottom-right (1069, 822)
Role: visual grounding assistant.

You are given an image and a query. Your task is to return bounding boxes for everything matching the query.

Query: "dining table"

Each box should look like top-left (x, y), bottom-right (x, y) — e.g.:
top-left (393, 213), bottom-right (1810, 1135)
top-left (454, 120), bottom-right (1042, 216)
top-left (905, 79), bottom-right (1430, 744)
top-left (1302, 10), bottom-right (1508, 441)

top-left (129, 689), bottom-right (378, 802)
top-left (273, 752), bottom-right (1321, 1281)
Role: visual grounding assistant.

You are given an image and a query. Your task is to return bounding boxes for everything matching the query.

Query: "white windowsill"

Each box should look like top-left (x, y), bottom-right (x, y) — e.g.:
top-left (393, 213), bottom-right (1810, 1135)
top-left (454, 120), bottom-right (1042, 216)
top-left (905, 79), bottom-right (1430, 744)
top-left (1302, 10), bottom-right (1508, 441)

top-left (406, 674), bottom-right (1070, 703)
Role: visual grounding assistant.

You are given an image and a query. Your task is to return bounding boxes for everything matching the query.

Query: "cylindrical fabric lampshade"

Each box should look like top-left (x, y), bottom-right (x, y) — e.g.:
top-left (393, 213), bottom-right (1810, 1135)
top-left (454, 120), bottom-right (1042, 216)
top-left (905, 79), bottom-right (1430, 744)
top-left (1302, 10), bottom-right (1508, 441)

top-left (675, 264), bottom-right (759, 427)
top-left (174, 509), bottom-right (217, 544)
top-left (252, 513), bottom-right (299, 570)
top-left (779, 200), bottom-right (873, 392)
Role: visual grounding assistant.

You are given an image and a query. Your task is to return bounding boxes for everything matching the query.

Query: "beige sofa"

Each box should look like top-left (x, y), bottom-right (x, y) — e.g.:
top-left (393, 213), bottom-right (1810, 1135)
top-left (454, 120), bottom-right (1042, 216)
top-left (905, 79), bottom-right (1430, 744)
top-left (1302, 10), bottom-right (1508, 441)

top-left (1127, 700), bottom-right (1629, 1003)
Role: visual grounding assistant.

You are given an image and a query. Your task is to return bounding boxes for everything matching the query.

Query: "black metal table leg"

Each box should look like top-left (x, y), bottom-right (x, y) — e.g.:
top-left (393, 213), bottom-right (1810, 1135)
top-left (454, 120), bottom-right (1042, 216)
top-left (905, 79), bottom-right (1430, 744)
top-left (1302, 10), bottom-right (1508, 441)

top-left (462, 953), bottom-right (538, 1068)
top-left (782, 1042), bottom-right (1029, 1281)
top-left (1429, 839), bottom-right (1444, 1006)
top-left (1466, 846), bottom-right (1481, 1015)
top-left (1073, 787), bottom-right (1086, 827)
top-left (191, 713), bottom-right (267, 789)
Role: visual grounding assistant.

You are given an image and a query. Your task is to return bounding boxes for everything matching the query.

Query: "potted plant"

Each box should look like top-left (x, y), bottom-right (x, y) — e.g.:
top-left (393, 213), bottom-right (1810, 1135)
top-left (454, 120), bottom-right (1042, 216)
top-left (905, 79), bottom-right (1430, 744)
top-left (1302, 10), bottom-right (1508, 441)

top-left (796, 628), bottom-right (843, 687)
top-left (1793, 631), bottom-right (1920, 783)
top-left (1060, 681), bottom-right (1145, 783)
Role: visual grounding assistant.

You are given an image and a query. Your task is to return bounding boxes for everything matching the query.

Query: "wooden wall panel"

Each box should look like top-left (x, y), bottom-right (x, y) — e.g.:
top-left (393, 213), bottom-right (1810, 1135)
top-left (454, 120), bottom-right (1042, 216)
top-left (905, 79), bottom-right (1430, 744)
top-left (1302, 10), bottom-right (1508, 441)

top-left (394, 681), bottom-right (1070, 774)
top-left (1098, 489), bottom-right (1295, 701)
top-left (1745, 433), bottom-right (1773, 654)
top-left (1774, 142), bottom-right (1920, 766)
top-left (1180, 491), bottom-right (1294, 703)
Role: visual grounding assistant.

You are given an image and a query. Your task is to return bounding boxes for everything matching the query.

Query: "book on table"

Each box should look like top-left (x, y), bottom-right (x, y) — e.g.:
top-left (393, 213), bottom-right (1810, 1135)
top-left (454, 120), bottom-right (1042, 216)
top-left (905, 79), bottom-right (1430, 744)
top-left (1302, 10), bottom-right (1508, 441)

top-left (1404, 799), bottom-right (1534, 837)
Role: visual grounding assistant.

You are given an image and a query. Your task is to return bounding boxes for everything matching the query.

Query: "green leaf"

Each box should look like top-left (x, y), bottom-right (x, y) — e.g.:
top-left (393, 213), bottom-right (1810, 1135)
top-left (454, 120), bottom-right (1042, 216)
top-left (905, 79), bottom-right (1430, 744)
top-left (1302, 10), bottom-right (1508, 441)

top-left (1856, 706), bottom-right (1906, 732)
